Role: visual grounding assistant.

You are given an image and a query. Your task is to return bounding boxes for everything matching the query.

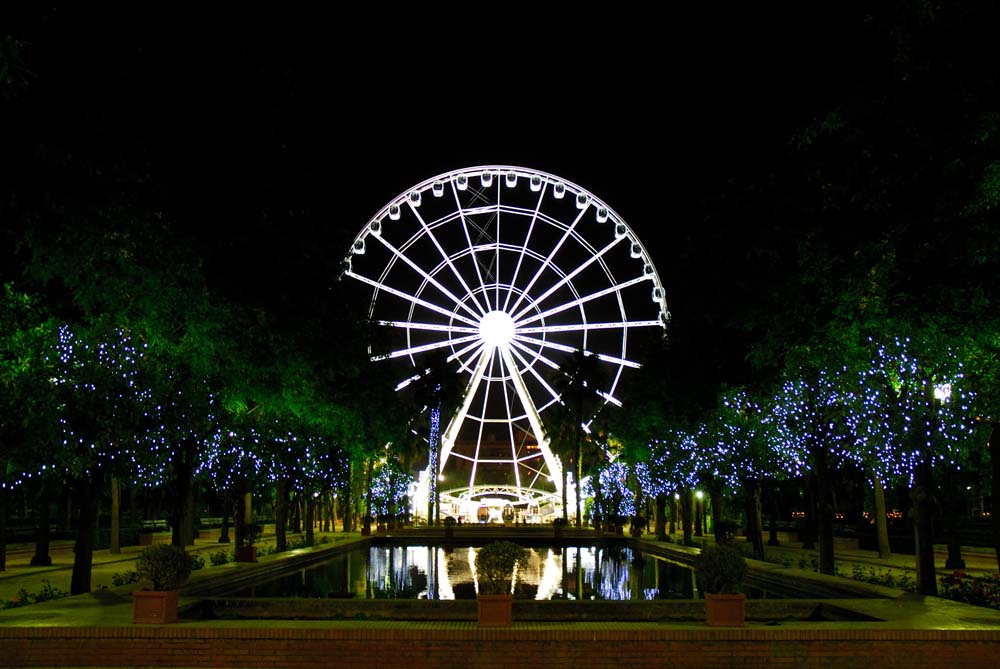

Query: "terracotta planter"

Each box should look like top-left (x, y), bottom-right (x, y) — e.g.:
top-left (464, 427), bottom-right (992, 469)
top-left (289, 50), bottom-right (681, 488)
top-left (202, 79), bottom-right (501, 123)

top-left (133, 589), bottom-right (179, 624)
top-left (704, 592), bottom-right (745, 627)
top-left (235, 545), bottom-right (257, 563)
top-left (477, 594), bottom-right (513, 627)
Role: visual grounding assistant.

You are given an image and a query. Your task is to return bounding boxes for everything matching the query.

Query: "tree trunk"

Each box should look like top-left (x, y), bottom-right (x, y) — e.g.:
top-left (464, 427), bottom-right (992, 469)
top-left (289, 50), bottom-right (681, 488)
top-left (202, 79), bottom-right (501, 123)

top-left (562, 463), bottom-right (570, 523)
top-left (654, 493), bottom-right (667, 540)
top-left (31, 481), bottom-right (52, 566)
top-left (181, 478), bottom-right (195, 546)
top-left (592, 474), bottom-right (605, 527)
top-left (767, 484), bottom-right (780, 546)
top-left (872, 474), bottom-right (892, 559)
top-left (709, 487), bottom-right (723, 544)
top-left (812, 447), bottom-right (836, 576)
top-left (944, 516), bottom-right (966, 570)
top-left (305, 495), bottom-right (315, 544)
top-left (219, 491), bottom-right (231, 543)
top-left (939, 472), bottom-right (966, 570)
top-left (171, 439), bottom-right (197, 548)
top-left (988, 422), bottom-right (1000, 570)
top-left (323, 492), bottom-right (331, 532)
top-left (575, 441), bottom-right (583, 528)
top-left (0, 473), bottom-right (7, 572)
top-left (109, 478), bottom-right (120, 555)
top-left (743, 477), bottom-right (765, 559)
top-left (428, 405), bottom-right (441, 526)
top-left (680, 488), bottom-right (693, 545)
top-left (70, 473), bottom-right (100, 595)
top-left (291, 492), bottom-right (301, 533)
top-left (275, 478), bottom-right (288, 551)
top-left (669, 492), bottom-right (677, 535)
top-left (234, 491), bottom-right (248, 550)
top-left (801, 474), bottom-right (816, 550)
top-left (910, 455), bottom-right (939, 596)
top-left (342, 480), bottom-right (353, 532)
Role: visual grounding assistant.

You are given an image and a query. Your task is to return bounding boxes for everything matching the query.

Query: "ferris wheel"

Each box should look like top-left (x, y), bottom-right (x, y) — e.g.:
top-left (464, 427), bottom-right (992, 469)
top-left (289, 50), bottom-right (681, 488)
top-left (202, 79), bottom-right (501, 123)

top-left (343, 166), bottom-right (669, 515)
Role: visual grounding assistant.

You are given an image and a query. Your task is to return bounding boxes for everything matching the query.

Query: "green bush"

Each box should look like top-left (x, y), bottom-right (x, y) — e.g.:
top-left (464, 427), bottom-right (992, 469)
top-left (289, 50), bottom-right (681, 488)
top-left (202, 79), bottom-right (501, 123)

top-left (693, 544), bottom-right (747, 594)
top-left (209, 549), bottom-right (232, 566)
top-left (0, 580), bottom-right (68, 610)
top-left (135, 544), bottom-right (194, 590)
top-left (475, 541), bottom-right (530, 595)
top-left (111, 570), bottom-right (140, 587)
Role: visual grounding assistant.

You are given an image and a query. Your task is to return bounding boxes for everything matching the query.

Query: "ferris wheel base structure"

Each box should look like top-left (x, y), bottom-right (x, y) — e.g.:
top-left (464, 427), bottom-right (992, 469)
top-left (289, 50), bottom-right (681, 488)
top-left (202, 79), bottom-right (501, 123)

top-left (414, 480), bottom-right (576, 524)
top-left (343, 166), bottom-right (670, 523)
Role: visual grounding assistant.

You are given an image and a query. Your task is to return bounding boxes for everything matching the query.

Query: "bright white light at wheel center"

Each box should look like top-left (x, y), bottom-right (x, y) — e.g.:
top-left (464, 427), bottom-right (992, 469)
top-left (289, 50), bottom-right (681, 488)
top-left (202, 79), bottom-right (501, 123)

top-left (479, 311), bottom-right (515, 348)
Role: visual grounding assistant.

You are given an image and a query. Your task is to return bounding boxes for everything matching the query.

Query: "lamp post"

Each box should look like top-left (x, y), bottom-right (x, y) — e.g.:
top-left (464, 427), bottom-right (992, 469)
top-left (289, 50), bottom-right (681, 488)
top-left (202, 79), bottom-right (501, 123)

top-left (694, 491), bottom-right (703, 537)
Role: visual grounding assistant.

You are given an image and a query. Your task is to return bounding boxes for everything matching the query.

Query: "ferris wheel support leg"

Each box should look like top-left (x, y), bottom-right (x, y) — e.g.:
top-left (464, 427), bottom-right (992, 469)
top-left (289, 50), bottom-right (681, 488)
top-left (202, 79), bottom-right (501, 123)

top-left (500, 346), bottom-right (563, 495)
top-left (413, 348), bottom-right (491, 514)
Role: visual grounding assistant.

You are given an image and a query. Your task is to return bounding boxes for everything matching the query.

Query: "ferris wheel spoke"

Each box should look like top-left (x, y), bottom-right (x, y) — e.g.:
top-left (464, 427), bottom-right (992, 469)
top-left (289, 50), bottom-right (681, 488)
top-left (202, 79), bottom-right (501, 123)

top-left (511, 236), bottom-right (625, 323)
top-left (502, 184), bottom-right (547, 313)
top-left (518, 320), bottom-right (662, 335)
top-left (372, 234), bottom-right (483, 321)
top-left (514, 275), bottom-right (651, 328)
top-left (507, 204), bottom-right (589, 317)
top-left (508, 343), bottom-right (563, 404)
top-left (346, 271), bottom-right (480, 328)
top-left (494, 185), bottom-right (502, 311)
top-left (449, 339), bottom-right (486, 374)
top-left (408, 197), bottom-right (488, 317)
top-left (450, 182), bottom-right (492, 314)
top-left (511, 335), bottom-right (575, 362)
top-left (373, 333), bottom-right (480, 361)
top-left (375, 320), bottom-right (479, 335)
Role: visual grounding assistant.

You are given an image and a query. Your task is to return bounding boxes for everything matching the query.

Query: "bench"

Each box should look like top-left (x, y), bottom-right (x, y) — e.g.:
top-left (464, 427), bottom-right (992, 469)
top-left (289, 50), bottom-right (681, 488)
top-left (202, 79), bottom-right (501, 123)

top-left (140, 519), bottom-right (170, 532)
top-left (198, 517), bottom-right (224, 529)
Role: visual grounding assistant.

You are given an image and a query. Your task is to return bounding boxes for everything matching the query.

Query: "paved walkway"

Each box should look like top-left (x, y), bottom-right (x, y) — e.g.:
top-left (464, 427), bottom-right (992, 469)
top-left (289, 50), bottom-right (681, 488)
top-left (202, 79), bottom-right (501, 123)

top-left (0, 529), bottom-right (353, 604)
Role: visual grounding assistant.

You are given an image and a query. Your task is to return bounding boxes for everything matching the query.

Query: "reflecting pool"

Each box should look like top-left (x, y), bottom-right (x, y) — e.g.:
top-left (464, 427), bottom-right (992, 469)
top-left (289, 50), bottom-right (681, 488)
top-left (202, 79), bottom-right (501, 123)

top-left (233, 543), bottom-right (701, 600)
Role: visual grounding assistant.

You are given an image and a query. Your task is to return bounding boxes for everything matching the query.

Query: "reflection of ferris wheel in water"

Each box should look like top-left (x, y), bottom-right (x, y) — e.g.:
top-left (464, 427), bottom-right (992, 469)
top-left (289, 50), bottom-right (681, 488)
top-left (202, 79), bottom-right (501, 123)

top-left (343, 166), bottom-right (669, 518)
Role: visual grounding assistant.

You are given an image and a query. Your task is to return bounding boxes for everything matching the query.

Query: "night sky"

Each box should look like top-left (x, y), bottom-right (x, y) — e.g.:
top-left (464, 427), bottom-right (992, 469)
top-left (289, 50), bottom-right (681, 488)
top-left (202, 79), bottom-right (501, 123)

top-left (4, 5), bottom-right (992, 416)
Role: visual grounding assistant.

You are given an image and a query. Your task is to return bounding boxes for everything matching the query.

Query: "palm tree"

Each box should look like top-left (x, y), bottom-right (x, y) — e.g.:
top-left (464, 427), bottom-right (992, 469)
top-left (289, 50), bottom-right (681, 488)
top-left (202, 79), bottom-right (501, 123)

top-left (407, 351), bottom-right (466, 525)
top-left (545, 349), bottom-right (607, 527)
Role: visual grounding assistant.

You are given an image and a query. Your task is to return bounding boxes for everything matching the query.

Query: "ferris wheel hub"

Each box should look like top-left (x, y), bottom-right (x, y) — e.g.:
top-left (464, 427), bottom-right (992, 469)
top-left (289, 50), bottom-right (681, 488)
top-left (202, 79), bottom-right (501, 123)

top-left (479, 310), bottom-right (515, 348)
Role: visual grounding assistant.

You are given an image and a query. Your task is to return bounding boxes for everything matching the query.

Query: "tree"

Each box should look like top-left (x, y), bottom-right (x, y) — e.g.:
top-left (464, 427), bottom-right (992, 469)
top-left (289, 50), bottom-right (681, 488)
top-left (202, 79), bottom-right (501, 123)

top-left (708, 387), bottom-right (780, 558)
top-left (770, 364), bottom-right (847, 576)
top-left (405, 351), bottom-right (466, 525)
top-left (545, 349), bottom-right (608, 527)
top-left (0, 285), bottom-right (59, 571)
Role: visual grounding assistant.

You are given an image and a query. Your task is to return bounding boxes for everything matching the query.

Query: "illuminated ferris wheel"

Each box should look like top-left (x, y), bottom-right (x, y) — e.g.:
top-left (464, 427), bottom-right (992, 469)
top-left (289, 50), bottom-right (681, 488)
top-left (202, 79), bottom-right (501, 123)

top-left (343, 166), bottom-right (669, 518)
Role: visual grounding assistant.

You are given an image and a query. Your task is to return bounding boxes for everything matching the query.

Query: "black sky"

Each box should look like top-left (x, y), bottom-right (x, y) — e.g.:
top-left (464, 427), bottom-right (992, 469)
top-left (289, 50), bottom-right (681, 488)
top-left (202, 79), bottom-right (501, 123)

top-left (4, 4), bottom-right (933, 408)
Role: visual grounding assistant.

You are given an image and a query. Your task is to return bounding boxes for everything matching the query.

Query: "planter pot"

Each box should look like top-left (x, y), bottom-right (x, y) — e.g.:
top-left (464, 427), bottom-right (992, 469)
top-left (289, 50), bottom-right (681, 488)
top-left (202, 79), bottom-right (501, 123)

top-left (704, 592), bottom-right (745, 627)
top-left (133, 589), bottom-right (179, 624)
top-left (477, 594), bottom-right (513, 627)
top-left (235, 545), bottom-right (257, 563)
